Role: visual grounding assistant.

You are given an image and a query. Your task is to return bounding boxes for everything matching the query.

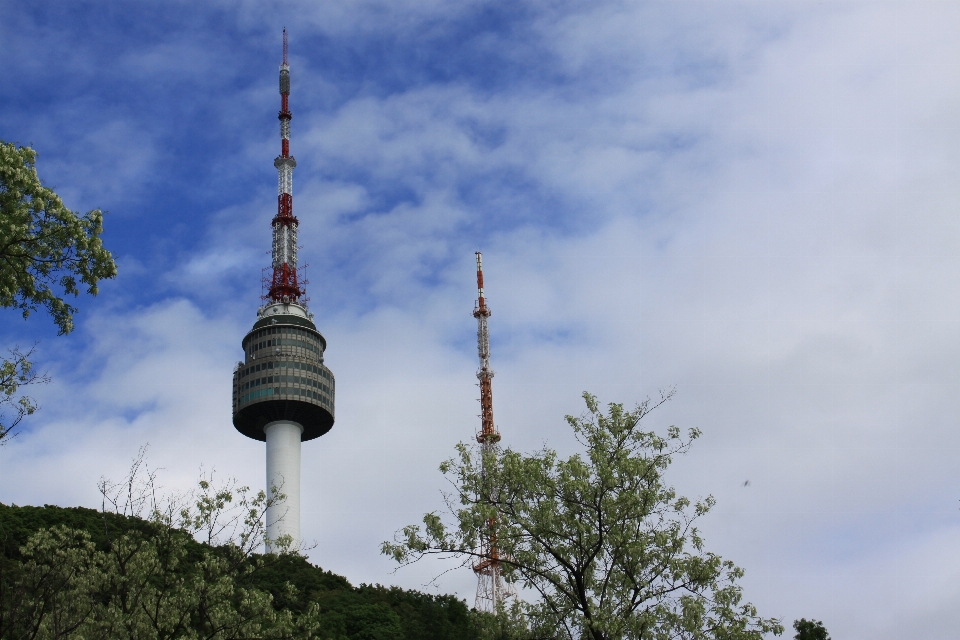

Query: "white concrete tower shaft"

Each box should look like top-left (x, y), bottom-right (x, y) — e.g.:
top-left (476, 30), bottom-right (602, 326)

top-left (265, 420), bottom-right (303, 552)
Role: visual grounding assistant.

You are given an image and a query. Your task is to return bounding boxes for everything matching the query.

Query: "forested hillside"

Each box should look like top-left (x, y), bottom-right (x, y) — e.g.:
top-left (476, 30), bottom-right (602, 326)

top-left (0, 503), bottom-right (481, 640)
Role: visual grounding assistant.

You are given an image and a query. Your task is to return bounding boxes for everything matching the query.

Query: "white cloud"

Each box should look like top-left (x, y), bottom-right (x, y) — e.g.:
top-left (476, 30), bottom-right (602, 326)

top-left (5, 2), bottom-right (960, 638)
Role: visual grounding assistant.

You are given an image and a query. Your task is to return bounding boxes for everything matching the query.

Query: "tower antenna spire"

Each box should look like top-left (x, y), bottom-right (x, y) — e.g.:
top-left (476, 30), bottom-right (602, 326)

top-left (473, 252), bottom-right (496, 443)
top-left (270, 28), bottom-right (301, 303)
top-left (471, 252), bottom-right (514, 612)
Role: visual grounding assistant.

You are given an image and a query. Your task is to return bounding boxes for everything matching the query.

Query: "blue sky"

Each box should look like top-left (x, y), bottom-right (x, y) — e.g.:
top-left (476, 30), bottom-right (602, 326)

top-left (4, 1), bottom-right (960, 637)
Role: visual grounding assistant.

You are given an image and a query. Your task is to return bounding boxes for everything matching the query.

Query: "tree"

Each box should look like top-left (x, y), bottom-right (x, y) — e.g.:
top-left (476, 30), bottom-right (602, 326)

top-left (0, 141), bottom-right (117, 443)
top-left (1, 449), bottom-right (483, 639)
top-left (0, 526), bottom-right (102, 640)
top-left (383, 392), bottom-right (783, 640)
top-left (0, 452), bottom-right (321, 639)
top-left (792, 619), bottom-right (829, 640)
top-left (0, 346), bottom-right (49, 443)
top-left (0, 502), bottom-right (482, 640)
top-left (0, 141), bottom-right (116, 335)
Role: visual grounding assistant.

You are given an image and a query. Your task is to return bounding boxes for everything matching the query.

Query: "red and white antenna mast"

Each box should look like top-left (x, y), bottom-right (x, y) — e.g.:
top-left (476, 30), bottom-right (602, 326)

top-left (471, 252), bottom-right (514, 612)
top-left (269, 27), bottom-right (303, 304)
top-left (474, 252), bottom-right (497, 447)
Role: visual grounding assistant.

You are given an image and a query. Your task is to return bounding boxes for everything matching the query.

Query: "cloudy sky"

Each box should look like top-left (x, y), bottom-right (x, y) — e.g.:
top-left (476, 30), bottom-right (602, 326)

top-left (3, 0), bottom-right (960, 636)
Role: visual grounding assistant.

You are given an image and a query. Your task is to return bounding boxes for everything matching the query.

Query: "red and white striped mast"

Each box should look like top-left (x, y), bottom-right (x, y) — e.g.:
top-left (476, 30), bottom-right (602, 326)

top-left (474, 253), bottom-right (496, 446)
top-left (269, 28), bottom-right (302, 304)
top-left (472, 252), bottom-right (513, 612)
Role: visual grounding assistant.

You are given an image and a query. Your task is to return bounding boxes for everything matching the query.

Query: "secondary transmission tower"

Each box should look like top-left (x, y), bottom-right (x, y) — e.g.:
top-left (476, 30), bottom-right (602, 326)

top-left (232, 29), bottom-right (336, 553)
top-left (472, 252), bottom-right (514, 611)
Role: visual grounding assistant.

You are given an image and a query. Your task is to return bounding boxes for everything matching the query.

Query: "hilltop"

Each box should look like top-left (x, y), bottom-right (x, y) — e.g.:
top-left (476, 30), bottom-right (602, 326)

top-left (0, 503), bottom-right (481, 640)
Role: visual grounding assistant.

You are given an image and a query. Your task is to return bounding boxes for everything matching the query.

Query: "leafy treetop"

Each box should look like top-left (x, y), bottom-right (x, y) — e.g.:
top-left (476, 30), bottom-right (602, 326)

top-left (384, 391), bottom-right (783, 640)
top-left (793, 618), bottom-right (829, 640)
top-left (0, 141), bottom-right (117, 336)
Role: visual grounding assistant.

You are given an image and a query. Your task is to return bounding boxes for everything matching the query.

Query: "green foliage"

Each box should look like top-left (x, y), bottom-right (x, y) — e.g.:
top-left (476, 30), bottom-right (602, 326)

top-left (384, 391), bottom-right (784, 640)
top-left (0, 461), bottom-right (321, 640)
top-left (1, 449), bottom-right (480, 639)
top-left (346, 585), bottom-right (475, 640)
top-left (792, 619), bottom-right (829, 640)
top-left (9, 525), bottom-right (314, 639)
top-left (0, 346), bottom-right (49, 444)
top-left (466, 600), bottom-right (538, 640)
top-left (0, 141), bottom-right (117, 335)
top-left (1, 525), bottom-right (103, 639)
top-left (0, 141), bottom-right (117, 443)
top-left (243, 551), bottom-right (478, 640)
top-left (0, 503), bottom-right (162, 560)
top-left (0, 502), bottom-right (479, 640)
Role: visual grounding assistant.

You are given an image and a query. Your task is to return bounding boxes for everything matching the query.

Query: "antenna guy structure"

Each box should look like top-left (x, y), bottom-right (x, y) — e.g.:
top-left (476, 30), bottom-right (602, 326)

top-left (232, 29), bottom-right (336, 553)
top-left (471, 252), bottom-right (514, 611)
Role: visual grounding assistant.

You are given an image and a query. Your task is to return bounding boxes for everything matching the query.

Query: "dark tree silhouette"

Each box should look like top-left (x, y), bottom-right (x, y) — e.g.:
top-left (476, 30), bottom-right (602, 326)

top-left (794, 618), bottom-right (830, 640)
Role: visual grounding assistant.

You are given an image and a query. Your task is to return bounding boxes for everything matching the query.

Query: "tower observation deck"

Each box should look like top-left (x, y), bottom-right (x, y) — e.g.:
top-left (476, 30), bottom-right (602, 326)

top-left (232, 29), bottom-right (335, 553)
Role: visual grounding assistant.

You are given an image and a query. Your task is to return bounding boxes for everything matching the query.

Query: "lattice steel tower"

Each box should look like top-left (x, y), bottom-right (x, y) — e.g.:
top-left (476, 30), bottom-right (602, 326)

top-left (472, 252), bottom-right (514, 611)
top-left (232, 29), bottom-right (335, 553)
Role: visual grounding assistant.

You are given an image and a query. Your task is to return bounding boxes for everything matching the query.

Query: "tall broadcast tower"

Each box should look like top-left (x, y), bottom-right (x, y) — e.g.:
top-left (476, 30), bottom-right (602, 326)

top-left (472, 252), bottom-right (514, 611)
top-left (232, 30), bottom-right (336, 553)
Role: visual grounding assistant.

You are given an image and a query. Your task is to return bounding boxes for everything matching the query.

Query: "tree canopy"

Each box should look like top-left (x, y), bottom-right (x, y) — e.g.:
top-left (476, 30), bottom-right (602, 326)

top-left (0, 454), bottom-right (317, 640)
top-left (383, 392), bottom-right (783, 640)
top-left (0, 141), bottom-right (116, 335)
top-left (0, 456), bottom-right (482, 640)
top-left (0, 346), bottom-right (48, 443)
top-left (0, 141), bottom-right (117, 442)
top-left (792, 619), bottom-right (829, 640)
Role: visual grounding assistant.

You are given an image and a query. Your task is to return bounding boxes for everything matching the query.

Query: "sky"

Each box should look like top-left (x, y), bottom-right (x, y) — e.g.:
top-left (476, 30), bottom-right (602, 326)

top-left (2, 0), bottom-right (960, 637)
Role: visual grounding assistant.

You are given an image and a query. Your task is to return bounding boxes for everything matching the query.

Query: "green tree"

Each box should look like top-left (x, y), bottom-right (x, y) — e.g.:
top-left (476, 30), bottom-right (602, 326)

top-left (0, 503), bottom-right (481, 640)
top-left (0, 141), bottom-right (116, 334)
top-left (792, 619), bottom-right (829, 640)
top-left (0, 526), bottom-right (103, 639)
top-left (0, 141), bottom-right (117, 442)
top-left (0, 346), bottom-right (49, 443)
top-left (383, 392), bottom-right (783, 640)
top-left (0, 454), bottom-right (320, 639)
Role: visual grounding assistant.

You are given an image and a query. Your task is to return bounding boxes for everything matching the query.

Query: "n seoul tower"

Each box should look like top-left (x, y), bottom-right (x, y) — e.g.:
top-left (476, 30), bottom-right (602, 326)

top-left (232, 29), bottom-right (335, 553)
